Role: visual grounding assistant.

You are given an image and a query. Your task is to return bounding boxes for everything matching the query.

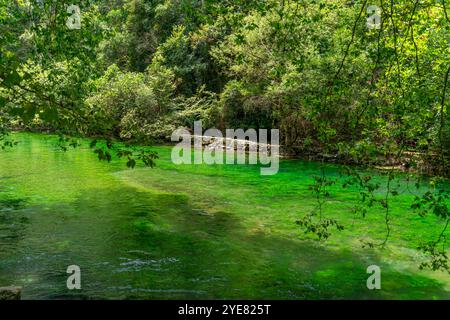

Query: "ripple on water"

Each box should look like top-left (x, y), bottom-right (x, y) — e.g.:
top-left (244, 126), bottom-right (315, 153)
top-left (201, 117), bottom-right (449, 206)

top-left (190, 276), bottom-right (227, 283)
top-left (115, 257), bottom-right (179, 273)
top-left (109, 285), bottom-right (205, 295)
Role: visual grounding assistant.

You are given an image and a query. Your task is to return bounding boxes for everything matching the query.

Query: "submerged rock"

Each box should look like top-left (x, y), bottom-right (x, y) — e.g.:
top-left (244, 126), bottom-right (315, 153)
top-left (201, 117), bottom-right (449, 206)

top-left (0, 286), bottom-right (21, 300)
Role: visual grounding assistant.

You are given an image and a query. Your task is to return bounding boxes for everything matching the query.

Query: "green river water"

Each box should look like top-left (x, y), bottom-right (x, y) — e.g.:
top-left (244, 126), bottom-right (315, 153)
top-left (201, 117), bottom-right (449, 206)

top-left (0, 132), bottom-right (449, 299)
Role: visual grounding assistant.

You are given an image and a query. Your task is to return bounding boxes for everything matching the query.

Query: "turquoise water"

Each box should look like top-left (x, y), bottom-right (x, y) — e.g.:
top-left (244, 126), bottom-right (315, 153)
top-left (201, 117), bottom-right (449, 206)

top-left (0, 133), bottom-right (448, 299)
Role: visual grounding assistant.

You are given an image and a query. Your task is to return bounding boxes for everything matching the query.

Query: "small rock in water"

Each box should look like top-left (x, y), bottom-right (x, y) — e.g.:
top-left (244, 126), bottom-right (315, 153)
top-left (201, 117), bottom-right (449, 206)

top-left (0, 286), bottom-right (22, 300)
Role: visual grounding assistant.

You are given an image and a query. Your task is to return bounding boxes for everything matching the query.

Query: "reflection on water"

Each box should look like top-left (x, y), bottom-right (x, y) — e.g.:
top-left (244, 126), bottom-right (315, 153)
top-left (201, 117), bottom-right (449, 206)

top-left (0, 133), bottom-right (448, 300)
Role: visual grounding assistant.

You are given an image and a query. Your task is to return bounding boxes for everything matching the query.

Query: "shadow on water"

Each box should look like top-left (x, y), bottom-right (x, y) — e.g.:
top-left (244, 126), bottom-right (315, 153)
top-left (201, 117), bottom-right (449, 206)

top-left (8, 185), bottom-right (447, 300)
top-left (0, 196), bottom-right (31, 289)
top-left (0, 197), bottom-right (29, 244)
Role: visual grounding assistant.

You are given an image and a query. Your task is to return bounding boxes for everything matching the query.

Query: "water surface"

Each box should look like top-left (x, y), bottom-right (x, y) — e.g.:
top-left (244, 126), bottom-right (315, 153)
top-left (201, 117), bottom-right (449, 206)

top-left (0, 133), bottom-right (449, 299)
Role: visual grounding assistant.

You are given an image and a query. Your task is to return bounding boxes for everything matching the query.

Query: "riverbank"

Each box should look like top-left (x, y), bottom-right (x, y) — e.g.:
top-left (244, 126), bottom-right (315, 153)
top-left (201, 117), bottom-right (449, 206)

top-left (7, 128), bottom-right (447, 179)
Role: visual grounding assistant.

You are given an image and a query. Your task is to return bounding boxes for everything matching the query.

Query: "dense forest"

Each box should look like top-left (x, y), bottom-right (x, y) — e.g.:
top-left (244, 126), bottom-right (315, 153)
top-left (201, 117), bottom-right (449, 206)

top-left (0, 0), bottom-right (449, 276)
